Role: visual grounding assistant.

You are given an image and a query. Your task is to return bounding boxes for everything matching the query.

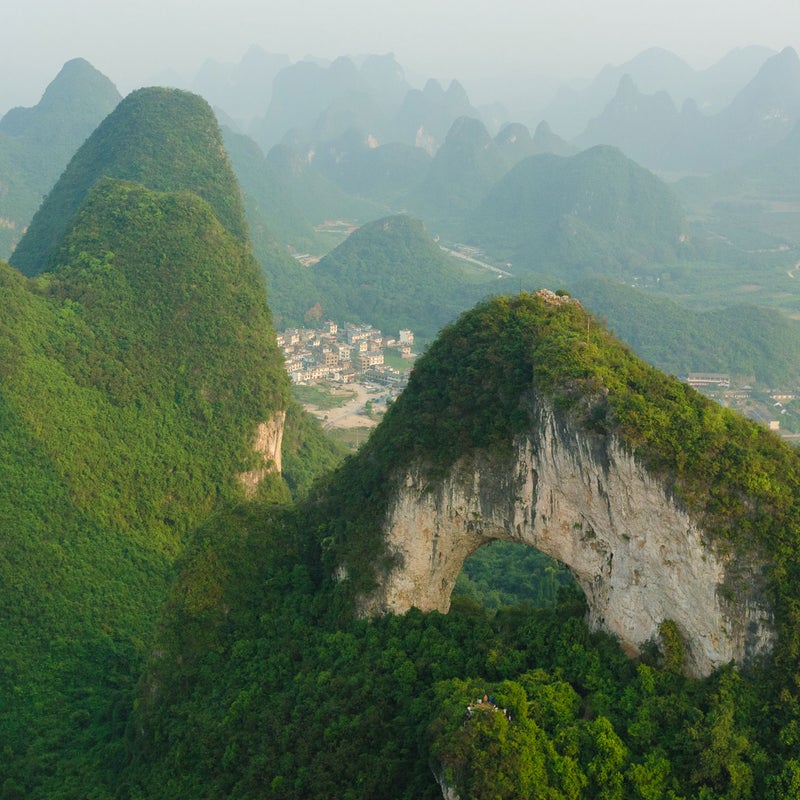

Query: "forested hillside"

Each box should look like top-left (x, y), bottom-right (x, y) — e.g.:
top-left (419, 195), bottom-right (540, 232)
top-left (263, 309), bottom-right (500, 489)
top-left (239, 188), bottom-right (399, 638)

top-left (0, 174), bottom-right (297, 794)
top-left (467, 145), bottom-right (687, 276)
top-left (310, 214), bottom-right (497, 337)
top-left (10, 87), bottom-right (248, 275)
top-left (0, 89), bottom-right (341, 797)
top-left (122, 293), bottom-right (800, 799)
top-left (4, 53), bottom-right (800, 799)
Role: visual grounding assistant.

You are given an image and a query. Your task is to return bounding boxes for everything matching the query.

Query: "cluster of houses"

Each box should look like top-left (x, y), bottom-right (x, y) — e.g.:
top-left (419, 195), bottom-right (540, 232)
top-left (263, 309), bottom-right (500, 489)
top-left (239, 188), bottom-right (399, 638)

top-left (277, 320), bottom-right (415, 387)
top-left (685, 372), bottom-right (799, 433)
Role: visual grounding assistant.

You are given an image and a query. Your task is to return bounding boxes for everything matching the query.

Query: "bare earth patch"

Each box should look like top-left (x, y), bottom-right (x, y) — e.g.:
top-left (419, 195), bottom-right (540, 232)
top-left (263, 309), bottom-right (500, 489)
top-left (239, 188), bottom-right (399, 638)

top-left (302, 383), bottom-right (381, 430)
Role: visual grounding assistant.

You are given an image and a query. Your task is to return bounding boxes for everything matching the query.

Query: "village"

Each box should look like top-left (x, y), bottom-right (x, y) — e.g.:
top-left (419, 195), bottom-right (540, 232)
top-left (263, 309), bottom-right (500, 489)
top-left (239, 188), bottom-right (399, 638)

top-left (277, 320), bottom-right (417, 440)
top-left (686, 372), bottom-right (800, 440)
top-left (277, 320), bottom-right (800, 444)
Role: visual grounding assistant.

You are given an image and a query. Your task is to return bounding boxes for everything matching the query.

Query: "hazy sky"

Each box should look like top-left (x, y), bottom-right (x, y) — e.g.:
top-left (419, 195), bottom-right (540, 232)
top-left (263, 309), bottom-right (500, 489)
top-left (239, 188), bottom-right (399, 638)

top-left (3, 0), bottom-right (800, 113)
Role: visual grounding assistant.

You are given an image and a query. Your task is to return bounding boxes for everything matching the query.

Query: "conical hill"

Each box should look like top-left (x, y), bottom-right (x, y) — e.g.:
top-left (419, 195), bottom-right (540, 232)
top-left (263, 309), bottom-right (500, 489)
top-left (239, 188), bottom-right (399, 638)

top-left (11, 87), bottom-right (248, 275)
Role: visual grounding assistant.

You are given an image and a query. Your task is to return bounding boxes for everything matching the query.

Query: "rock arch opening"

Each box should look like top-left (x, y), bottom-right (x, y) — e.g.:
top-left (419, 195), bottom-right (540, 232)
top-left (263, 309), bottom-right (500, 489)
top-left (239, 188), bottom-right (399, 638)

top-left (454, 540), bottom-right (577, 611)
top-left (355, 409), bottom-right (776, 676)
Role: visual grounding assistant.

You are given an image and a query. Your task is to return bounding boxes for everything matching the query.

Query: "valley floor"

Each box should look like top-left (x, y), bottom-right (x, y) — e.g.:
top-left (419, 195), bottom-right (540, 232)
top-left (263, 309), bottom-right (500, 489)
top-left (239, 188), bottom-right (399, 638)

top-left (300, 381), bottom-right (385, 430)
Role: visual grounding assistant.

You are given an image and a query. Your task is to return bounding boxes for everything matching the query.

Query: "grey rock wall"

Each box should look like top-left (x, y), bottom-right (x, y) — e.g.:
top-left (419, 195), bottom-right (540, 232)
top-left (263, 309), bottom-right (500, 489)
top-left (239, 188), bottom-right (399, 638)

top-left (356, 402), bottom-right (775, 676)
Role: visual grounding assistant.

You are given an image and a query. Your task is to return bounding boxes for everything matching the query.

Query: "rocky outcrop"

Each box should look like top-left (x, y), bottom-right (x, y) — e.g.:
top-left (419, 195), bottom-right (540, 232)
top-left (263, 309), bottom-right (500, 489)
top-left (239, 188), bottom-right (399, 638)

top-left (357, 402), bottom-right (775, 677)
top-left (433, 769), bottom-right (461, 800)
top-left (238, 410), bottom-right (285, 497)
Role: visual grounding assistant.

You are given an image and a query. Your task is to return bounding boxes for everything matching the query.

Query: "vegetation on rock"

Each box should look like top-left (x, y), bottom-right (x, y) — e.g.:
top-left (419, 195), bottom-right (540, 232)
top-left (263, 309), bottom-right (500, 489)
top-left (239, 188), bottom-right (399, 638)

top-left (5, 60), bottom-right (800, 800)
top-left (11, 87), bottom-right (248, 275)
top-left (121, 291), bottom-right (800, 800)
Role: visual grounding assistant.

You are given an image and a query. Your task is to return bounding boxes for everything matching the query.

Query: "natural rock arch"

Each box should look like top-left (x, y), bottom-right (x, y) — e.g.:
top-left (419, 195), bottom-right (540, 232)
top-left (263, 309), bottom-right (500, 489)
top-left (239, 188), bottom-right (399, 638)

top-left (356, 401), bottom-right (776, 677)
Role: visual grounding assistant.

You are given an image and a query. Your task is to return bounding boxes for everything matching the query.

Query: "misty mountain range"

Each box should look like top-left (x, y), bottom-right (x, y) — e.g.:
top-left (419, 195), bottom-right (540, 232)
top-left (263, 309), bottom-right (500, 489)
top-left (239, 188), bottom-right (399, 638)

top-left (180, 43), bottom-right (796, 173)
top-left (3, 43), bottom-right (798, 223)
top-left (3, 42), bottom-right (800, 386)
top-left (6, 68), bottom-right (800, 797)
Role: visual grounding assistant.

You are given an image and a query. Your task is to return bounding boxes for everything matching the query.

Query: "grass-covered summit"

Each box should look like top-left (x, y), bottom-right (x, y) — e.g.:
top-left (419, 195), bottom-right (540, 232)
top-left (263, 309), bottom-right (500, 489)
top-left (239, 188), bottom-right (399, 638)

top-left (11, 87), bottom-right (248, 275)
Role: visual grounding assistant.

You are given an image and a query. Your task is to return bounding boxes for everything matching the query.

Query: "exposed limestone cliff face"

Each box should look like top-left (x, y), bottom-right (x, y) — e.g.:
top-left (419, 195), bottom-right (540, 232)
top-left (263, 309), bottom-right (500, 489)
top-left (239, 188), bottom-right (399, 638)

top-left (357, 402), bottom-right (775, 677)
top-left (238, 410), bottom-right (285, 497)
top-left (433, 769), bottom-right (460, 800)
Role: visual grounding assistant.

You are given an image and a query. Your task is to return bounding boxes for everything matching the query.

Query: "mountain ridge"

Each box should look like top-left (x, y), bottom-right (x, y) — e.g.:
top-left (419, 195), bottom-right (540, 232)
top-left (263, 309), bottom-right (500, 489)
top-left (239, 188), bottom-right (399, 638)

top-left (11, 87), bottom-right (248, 275)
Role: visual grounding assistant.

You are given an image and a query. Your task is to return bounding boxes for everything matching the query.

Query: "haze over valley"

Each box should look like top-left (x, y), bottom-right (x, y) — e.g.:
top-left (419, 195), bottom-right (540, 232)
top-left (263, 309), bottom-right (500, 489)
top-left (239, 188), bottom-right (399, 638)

top-left (5, 7), bottom-right (800, 797)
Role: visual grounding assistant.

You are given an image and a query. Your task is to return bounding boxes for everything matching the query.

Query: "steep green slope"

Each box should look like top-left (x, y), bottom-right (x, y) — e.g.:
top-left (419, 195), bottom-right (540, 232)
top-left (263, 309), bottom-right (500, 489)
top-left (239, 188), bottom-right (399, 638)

top-left (0, 58), bottom-right (120, 258)
top-left (124, 291), bottom-right (800, 799)
top-left (10, 87), bottom-right (247, 275)
top-left (468, 146), bottom-right (687, 277)
top-left (311, 214), bottom-right (496, 337)
top-left (0, 177), bottom-right (291, 797)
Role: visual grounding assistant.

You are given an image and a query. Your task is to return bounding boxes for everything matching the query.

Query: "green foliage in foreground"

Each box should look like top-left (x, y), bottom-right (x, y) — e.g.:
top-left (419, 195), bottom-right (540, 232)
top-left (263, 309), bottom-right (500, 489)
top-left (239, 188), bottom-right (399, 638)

top-left (0, 177), bottom-right (292, 796)
top-left (8, 285), bottom-right (800, 797)
top-left (455, 541), bottom-right (575, 610)
top-left (118, 291), bottom-right (800, 798)
top-left (305, 293), bottom-right (800, 680)
top-left (281, 401), bottom-right (348, 498)
top-left (122, 501), bottom-right (788, 799)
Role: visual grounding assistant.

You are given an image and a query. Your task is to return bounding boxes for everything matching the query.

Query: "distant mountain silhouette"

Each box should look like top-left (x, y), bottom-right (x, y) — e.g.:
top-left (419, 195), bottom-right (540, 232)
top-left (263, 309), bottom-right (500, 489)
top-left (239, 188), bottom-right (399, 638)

top-left (467, 145), bottom-right (686, 276)
top-left (540, 45), bottom-right (774, 139)
top-left (264, 136), bottom-right (386, 225)
top-left (410, 115), bottom-right (508, 232)
top-left (494, 120), bottom-right (576, 166)
top-left (191, 45), bottom-right (290, 127)
top-left (739, 116), bottom-right (800, 199)
top-left (530, 121), bottom-right (577, 157)
top-left (494, 122), bottom-right (539, 165)
top-left (310, 91), bottom-right (391, 144)
top-left (574, 75), bottom-right (683, 168)
top-left (251, 54), bottom-right (412, 151)
top-left (312, 128), bottom-right (431, 205)
top-left (0, 58), bottom-right (120, 258)
top-left (710, 46), bottom-right (800, 166)
top-left (392, 79), bottom-right (481, 153)
top-left (673, 113), bottom-right (800, 238)
top-left (576, 47), bottom-right (800, 172)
